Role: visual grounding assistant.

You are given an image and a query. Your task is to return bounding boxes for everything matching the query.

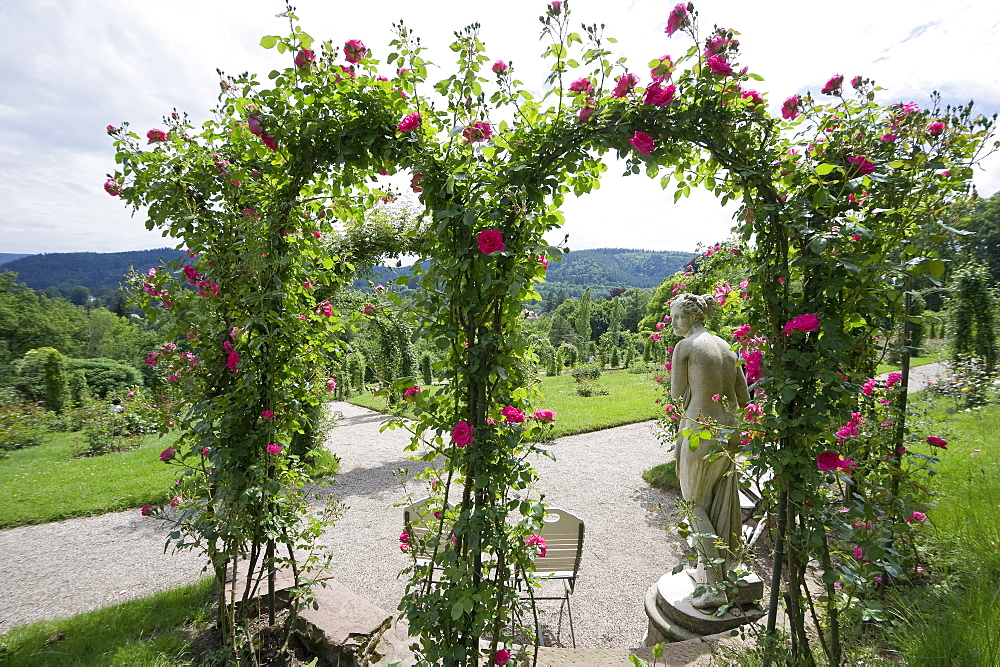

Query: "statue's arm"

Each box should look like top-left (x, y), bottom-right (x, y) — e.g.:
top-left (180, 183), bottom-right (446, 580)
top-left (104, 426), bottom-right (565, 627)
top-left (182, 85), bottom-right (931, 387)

top-left (671, 343), bottom-right (689, 402)
top-left (734, 354), bottom-right (751, 408)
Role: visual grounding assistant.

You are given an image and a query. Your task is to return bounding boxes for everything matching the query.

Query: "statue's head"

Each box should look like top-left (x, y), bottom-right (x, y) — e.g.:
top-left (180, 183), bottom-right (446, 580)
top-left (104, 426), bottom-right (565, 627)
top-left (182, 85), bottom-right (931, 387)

top-left (670, 293), bottom-right (717, 335)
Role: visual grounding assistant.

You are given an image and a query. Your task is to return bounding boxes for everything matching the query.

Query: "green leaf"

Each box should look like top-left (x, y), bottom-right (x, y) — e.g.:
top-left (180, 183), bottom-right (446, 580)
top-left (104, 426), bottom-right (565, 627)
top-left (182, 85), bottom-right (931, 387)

top-left (814, 163), bottom-right (839, 176)
top-left (451, 601), bottom-right (464, 621)
top-left (260, 35), bottom-right (279, 49)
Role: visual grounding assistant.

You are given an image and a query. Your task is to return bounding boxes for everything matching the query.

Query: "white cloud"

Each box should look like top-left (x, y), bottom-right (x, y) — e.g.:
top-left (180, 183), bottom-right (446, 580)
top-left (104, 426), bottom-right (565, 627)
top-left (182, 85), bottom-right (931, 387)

top-left (1, 0), bottom-right (998, 253)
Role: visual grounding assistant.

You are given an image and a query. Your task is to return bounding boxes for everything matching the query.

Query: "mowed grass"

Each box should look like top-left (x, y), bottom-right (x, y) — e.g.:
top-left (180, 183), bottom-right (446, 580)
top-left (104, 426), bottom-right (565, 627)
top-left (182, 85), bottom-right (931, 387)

top-left (883, 397), bottom-right (1000, 665)
top-left (347, 368), bottom-right (665, 439)
top-left (0, 431), bottom-right (179, 528)
top-left (0, 577), bottom-right (215, 667)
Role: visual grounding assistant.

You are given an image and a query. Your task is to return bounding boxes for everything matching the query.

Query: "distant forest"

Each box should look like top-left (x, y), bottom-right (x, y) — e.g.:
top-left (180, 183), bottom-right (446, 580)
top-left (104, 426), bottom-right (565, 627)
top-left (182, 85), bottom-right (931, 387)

top-left (3, 249), bottom-right (185, 292)
top-left (3, 247), bottom-right (694, 299)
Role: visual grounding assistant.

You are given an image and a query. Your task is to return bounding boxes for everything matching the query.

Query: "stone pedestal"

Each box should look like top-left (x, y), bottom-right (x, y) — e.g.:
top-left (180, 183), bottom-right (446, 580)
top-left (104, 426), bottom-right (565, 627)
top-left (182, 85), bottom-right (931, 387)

top-left (644, 568), bottom-right (765, 644)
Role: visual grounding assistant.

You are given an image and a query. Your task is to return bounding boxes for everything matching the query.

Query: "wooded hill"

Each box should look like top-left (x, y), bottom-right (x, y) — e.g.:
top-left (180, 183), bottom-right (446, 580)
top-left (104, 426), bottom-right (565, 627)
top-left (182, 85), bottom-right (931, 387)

top-left (4, 247), bottom-right (694, 298)
top-left (3, 249), bottom-right (185, 292)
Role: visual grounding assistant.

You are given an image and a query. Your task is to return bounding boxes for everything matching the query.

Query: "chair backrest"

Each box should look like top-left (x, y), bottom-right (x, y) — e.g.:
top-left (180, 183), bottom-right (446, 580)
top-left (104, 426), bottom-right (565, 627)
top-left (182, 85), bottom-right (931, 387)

top-left (402, 497), bottom-right (451, 559)
top-left (531, 508), bottom-right (584, 585)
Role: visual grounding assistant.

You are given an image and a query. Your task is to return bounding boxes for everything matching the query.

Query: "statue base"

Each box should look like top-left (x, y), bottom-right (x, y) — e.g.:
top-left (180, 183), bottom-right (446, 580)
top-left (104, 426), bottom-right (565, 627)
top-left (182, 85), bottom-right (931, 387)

top-left (643, 568), bottom-right (765, 644)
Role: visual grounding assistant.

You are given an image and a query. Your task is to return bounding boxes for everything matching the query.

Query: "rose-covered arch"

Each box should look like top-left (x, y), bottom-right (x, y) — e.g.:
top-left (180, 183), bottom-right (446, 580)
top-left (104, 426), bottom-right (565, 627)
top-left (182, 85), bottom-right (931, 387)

top-left (107, 2), bottom-right (994, 664)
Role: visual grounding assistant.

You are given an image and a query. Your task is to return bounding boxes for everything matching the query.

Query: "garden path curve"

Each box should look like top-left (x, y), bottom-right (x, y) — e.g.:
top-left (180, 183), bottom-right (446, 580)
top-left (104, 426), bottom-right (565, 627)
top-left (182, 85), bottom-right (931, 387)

top-left (0, 402), bottom-right (685, 650)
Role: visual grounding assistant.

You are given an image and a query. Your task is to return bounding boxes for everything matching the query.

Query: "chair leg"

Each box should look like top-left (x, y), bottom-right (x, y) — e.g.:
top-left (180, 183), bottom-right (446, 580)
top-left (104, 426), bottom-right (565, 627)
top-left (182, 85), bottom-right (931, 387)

top-left (564, 581), bottom-right (576, 648)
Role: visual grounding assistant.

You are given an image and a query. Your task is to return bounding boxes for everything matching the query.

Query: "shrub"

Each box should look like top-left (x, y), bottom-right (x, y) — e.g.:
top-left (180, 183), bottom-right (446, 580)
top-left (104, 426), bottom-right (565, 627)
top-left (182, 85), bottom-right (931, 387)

top-left (0, 389), bottom-right (48, 455)
top-left (66, 358), bottom-right (143, 399)
top-left (13, 347), bottom-right (69, 410)
top-left (575, 379), bottom-right (608, 396)
top-left (571, 363), bottom-right (602, 381)
top-left (420, 353), bottom-right (433, 385)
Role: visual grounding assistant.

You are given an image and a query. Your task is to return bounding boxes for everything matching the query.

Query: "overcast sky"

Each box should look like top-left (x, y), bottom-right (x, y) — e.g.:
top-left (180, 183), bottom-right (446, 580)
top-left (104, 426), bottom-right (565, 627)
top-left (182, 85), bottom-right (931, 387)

top-left (1, 0), bottom-right (998, 255)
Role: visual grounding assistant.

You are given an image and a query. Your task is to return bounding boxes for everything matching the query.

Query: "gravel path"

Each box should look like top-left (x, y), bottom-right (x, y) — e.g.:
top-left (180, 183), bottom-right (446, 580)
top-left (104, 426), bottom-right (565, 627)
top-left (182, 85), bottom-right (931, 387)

top-left (0, 403), bottom-right (683, 649)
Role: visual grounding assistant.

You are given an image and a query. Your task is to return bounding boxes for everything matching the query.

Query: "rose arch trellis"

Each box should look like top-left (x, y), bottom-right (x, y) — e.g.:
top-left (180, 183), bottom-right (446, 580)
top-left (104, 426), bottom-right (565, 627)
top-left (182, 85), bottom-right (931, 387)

top-left (107, 3), bottom-right (994, 665)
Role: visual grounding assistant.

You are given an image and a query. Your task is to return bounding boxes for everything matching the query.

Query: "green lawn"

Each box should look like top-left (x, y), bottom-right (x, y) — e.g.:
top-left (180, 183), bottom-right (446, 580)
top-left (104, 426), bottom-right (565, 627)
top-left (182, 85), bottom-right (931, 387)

top-left (0, 431), bottom-right (179, 529)
top-left (0, 578), bottom-right (215, 666)
top-left (882, 396), bottom-right (1000, 664)
top-left (347, 368), bottom-right (665, 439)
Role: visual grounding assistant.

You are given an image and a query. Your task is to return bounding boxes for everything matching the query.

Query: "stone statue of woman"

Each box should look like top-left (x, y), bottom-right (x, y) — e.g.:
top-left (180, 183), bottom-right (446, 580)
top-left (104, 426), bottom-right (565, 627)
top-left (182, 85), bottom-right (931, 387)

top-left (670, 293), bottom-right (750, 610)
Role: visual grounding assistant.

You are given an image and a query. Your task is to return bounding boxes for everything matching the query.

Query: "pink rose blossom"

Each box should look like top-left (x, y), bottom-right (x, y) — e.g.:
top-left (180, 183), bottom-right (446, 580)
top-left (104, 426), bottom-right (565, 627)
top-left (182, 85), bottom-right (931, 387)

top-left (706, 54), bottom-right (733, 76)
top-left (665, 3), bottom-right (689, 36)
top-left (494, 648), bottom-right (511, 665)
top-left (452, 421), bottom-right (474, 447)
top-left (711, 394), bottom-right (721, 402)
top-left (294, 49), bottom-right (316, 68)
top-left (196, 280), bottom-right (219, 297)
top-left (182, 264), bottom-right (201, 283)
top-left (926, 436), bottom-right (948, 449)
top-left (650, 333), bottom-right (661, 341)
top-left (326, 378), bottom-right (338, 392)
top-left (146, 353), bottom-right (159, 367)
top-left (169, 495), bottom-right (182, 508)
top-left (317, 300), bottom-right (333, 317)
top-left (525, 534), bottom-right (548, 557)
top-left (927, 121), bottom-right (946, 136)
top-left (404, 386), bottom-right (422, 400)
top-left (907, 511), bottom-right (927, 524)
top-left (744, 403), bottom-right (763, 422)
top-left (578, 101), bottom-right (596, 122)
top-left (879, 132), bottom-right (897, 144)
top-left (741, 89), bottom-right (764, 105)
top-left (644, 82), bottom-right (676, 106)
top-left (266, 443), bottom-right (282, 455)
top-left (463, 121), bottom-right (493, 144)
top-left (501, 405), bottom-right (526, 423)
top-left (650, 55), bottom-right (674, 80)
top-left (141, 505), bottom-right (153, 516)
top-left (160, 446), bottom-right (175, 462)
top-left (846, 155), bottom-right (876, 175)
top-left (363, 304), bottom-right (376, 316)
top-left (783, 313), bottom-right (820, 334)
top-left (705, 34), bottom-right (735, 57)
top-left (247, 114), bottom-right (264, 136)
top-left (106, 124), bottom-right (117, 134)
top-left (850, 75), bottom-right (862, 88)
top-left (261, 410), bottom-right (275, 419)
top-left (862, 378), bottom-right (878, 396)
top-left (538, 255), bottom-right (549, 270)
top-left (477, 229), bottom-right (506, 254)
top-left (629, 131), bottom-right (655, 156)
top-left (821, 74), bottom-right (844, 95)
top-left (146, 128), bottom-right (167, 143)
top-left (534, 409), bottom-right (557, 422)
top-left (655, 322), bottom-right (666, 331)
top-left (343, 40), bottom-right (367, 64)
top-left (397, 112), bottom-right (421, 132)
top-left (743, 350), bottom-right (762, 384)
top-left (399, 531), bottom-right (410, 551)
top-left (411, 173), bottom-right (423, 192)
top-left (817, 451), bottom-right (842, 471)
top-left (781, 95), bottom-right (800, 120)
top-left (261, 135), bottom-right (279, 151)
top-left (612, 73), bottom-right (639, 98)
top-left (104, 178), bottom-right (122, 196)
top-left (714, 282), bottom-right (733, 305)
top-left (226, 351), bottom-right (240, 372)
top-left (839, 457), bottom-right (857, 474)
top-left (733, 324), bottom-right (751, 340)
top-left (492, 60), bottom-right (508, 74)
top-left (568, 77), bottom-right (594, 94)
top-left (547, 1), bottom-right (562, 15)
top-left (885, 372), bottom-right (903, 388)
top-left (202, 447), bottom-right (211, 457)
